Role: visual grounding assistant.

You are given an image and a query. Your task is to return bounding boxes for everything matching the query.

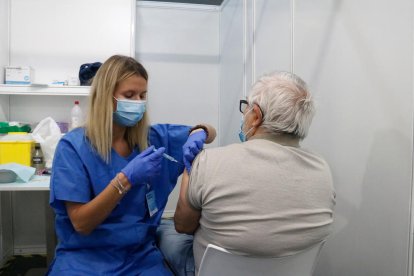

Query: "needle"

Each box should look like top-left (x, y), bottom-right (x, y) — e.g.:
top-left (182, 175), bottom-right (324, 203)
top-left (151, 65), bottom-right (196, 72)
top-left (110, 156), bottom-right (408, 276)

top-left (153, 148), bottom-right (183, 165)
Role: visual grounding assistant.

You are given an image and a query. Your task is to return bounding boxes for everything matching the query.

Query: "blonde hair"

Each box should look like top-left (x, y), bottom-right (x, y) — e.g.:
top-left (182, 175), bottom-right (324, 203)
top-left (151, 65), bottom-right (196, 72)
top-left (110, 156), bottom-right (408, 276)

top-left (248, 71), bottom-right (315, 139)
top-left (85, 55), bottom-right (149, 162)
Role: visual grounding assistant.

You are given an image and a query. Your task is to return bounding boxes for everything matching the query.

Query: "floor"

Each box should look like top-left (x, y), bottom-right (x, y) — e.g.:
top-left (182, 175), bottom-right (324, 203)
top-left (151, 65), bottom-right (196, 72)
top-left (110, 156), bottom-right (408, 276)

top-left (0, 255), bottom-right (47, 276)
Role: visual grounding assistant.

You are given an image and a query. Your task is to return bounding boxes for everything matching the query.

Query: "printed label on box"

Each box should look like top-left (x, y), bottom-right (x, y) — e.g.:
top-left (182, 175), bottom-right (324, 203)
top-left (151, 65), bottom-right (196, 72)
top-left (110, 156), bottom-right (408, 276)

top-left (5, 66), bottom-right (33, 85)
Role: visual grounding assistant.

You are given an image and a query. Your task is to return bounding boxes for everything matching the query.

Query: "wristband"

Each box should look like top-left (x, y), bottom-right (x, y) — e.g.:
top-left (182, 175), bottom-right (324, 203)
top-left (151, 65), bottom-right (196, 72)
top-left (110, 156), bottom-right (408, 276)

top-left (116, 176), bottom-right (128, 193)
top-left (111, 182), bottom-right (123, 195)
top-left (111, 175), bottom-right (129, 195)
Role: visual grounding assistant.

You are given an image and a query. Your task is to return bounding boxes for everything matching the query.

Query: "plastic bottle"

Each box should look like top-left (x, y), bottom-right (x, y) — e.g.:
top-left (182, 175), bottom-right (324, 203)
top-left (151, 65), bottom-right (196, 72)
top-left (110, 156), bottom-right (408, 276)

top-left (70, 100), bottom-right (83, 130)
top-left (32, 143), bottom-right (45, 175)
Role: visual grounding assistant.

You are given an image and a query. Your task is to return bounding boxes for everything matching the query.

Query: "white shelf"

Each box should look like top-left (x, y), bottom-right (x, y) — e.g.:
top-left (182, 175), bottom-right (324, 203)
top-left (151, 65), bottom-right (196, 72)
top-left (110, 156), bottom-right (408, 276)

top-left (0, 85), bottom-right (90, 96)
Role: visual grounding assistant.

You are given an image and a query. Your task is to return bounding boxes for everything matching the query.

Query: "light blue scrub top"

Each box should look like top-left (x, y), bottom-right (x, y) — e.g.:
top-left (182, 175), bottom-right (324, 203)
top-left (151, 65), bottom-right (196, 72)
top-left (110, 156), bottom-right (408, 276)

top-left (48, 124), bottom-right (190, 275)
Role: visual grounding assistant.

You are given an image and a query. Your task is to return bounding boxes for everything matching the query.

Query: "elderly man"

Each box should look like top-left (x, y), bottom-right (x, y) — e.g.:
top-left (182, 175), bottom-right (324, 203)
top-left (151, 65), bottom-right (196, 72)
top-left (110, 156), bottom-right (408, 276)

top-left (165, 71), bottom-right (335, 275)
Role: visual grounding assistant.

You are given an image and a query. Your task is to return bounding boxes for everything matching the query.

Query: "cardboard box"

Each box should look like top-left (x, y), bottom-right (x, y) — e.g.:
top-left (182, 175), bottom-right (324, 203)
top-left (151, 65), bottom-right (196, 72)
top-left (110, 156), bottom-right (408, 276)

top-left (5, 66), bottom-right (33, 85)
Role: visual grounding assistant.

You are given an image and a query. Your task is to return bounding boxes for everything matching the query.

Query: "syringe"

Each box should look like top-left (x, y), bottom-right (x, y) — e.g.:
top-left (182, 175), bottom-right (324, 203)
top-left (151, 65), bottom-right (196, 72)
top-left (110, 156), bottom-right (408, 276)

top-left (153, 148), bottom-right (183, 165)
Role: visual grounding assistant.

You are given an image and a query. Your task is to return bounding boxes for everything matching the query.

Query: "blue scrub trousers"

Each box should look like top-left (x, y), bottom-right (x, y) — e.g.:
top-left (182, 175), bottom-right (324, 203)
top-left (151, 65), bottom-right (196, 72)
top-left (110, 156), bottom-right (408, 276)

top-left (157, 219), bottom-right (195, 276)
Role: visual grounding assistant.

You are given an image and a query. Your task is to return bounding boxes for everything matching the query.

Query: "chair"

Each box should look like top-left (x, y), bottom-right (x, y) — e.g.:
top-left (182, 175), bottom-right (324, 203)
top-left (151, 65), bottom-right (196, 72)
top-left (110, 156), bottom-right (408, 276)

top-left (198, 241), bottom-right (326, 276)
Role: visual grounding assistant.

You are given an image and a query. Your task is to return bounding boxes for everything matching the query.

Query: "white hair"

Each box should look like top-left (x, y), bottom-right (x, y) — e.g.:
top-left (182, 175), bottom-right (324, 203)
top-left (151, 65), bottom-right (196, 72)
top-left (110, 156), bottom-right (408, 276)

top-left (247, 71), bottom-right (315, 139)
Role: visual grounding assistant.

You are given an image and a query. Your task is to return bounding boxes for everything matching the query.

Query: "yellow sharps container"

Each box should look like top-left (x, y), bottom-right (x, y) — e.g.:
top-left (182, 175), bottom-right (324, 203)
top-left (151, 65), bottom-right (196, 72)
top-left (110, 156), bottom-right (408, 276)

top-left (0, 132), bottom-right (35, 166)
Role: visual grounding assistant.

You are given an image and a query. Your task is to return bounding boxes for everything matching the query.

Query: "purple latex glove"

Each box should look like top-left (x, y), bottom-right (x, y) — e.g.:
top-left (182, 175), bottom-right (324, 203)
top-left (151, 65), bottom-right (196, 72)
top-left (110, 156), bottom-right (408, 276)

top-left (183, 130), bottom-right (207, 173)
top-left (121, 146), bottom-right (165, 186)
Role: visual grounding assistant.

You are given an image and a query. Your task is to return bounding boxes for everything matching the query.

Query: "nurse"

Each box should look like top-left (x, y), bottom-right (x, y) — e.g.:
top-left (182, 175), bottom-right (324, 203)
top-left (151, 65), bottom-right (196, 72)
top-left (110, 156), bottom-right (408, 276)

top-left (47, 55), bottom-right (216, 275)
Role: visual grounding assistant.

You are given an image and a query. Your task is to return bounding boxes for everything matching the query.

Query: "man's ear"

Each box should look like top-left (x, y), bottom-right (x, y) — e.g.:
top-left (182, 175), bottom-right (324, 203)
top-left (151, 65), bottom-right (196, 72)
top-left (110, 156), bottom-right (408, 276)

top-left (252, 104), bottom-right (263, 127)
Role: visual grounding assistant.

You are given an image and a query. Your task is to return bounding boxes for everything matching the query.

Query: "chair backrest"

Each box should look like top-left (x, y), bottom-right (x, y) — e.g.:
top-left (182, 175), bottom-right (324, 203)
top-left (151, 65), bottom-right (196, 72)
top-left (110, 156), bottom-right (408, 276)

top-left (198, 241), bottom-right (326, 276)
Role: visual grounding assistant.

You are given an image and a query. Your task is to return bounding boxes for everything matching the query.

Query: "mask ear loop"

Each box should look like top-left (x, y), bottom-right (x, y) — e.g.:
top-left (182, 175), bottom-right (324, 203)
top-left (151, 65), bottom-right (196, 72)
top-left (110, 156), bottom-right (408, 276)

top-left (245, 103), bottom-right (264, 140)
top-left (112, 96), bottom-right (119, 113)
top-left (240, 107), bottom-right (254, 140)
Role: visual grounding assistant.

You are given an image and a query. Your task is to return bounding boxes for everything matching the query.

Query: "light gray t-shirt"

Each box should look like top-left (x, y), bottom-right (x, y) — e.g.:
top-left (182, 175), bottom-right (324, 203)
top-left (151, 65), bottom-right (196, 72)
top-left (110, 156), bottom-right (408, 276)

top-left (188, 135), bottom-right (335, 272)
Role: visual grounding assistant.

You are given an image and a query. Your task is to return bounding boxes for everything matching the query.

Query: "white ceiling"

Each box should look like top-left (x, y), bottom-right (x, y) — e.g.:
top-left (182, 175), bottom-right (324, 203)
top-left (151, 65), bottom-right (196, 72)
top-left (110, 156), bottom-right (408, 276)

top-left (141, 0), bottom-right (224, 5)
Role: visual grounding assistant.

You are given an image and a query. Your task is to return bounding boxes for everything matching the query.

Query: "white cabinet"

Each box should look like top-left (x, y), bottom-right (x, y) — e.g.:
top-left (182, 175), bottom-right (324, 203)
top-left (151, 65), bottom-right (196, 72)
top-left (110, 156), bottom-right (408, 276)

top-left (0, 86), bottom-right (89, 258)
top-left (0, 193), bottom-right (13, 266)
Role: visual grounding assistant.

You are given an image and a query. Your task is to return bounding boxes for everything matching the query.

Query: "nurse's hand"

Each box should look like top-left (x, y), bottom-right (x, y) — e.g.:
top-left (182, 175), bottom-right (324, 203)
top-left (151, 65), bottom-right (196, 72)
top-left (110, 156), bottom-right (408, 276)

top-left (183, 130), bottom-right (206, 173)
top-left (121, 146), bottom-right (165, 186)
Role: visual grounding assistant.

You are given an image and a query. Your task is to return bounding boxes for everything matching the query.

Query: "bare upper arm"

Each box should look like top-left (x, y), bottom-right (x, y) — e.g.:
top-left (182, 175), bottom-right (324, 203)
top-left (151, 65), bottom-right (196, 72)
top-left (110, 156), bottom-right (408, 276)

top-left (174, 170), bottom-right (201, 234)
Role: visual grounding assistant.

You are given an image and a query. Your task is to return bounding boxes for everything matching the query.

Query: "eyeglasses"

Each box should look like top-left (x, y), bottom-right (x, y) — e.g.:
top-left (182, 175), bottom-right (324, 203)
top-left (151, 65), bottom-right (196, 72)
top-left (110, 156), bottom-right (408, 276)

top-left (239, 99), bottom-right (249, 113)
top-left (239, 99), bottom-right (264, 117)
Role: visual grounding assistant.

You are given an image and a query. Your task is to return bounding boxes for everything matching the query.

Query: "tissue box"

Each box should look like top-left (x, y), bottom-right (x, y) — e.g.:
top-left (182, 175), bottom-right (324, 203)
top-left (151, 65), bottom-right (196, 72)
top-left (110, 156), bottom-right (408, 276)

top-left (5, 66), bottom-right (33, 85)
top-left (0, 133), bottom-right (35, 166)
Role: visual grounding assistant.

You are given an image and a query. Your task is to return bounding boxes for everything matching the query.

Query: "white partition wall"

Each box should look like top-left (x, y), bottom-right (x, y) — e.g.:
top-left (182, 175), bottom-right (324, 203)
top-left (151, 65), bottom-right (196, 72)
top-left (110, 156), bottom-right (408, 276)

top-left (253, 0), bottom-right (292, 77)
top-left (218, 0), bottom-right (414, 275)
top-left (295, 1), bottom-right (413, 275)
top-left (136, 2), bottom-right (219, 128)
top-left (219, 0), bottom-right (244, 145)
top-left (218, 0), bottom-right (294, 146)
top-left (136, 1), bottom-right (220, 213)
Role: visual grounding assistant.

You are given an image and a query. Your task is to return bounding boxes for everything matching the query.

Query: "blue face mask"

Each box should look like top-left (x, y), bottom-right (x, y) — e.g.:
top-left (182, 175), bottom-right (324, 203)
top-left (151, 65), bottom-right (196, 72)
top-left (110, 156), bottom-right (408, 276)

top-left (238, 109), bottom-right (254, 142)
top-left (113, 97), bottom-right (146, 127)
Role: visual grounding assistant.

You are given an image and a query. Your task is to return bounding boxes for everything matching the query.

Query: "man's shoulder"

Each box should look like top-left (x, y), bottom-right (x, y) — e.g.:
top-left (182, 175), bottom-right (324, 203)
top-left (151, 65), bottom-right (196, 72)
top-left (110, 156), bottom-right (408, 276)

top-left (294, 146), bottom-right (331, 168)
top-left (204, 142), bottom-right (244, 155)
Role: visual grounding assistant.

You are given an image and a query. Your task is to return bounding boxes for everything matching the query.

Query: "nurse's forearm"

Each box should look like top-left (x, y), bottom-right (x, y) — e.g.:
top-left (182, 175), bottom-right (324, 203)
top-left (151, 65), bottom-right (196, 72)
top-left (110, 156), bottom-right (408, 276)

top-left (65, 173), bottom-right (131, 235)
